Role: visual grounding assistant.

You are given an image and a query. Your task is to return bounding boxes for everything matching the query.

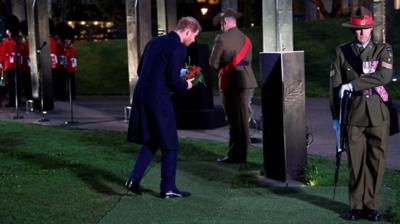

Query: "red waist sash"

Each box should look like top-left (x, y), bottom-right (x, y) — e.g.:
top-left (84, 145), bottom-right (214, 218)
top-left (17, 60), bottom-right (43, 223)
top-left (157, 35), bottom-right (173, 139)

top-left (218, 36), bottom-right (250, 91)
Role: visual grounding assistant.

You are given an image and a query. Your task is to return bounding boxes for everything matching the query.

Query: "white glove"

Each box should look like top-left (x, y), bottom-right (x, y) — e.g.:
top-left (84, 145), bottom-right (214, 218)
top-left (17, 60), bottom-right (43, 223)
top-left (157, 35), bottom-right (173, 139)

top-left (332, 119), bottom-right (339, 131)
top-left (180, 68), bottom-right (187, 77)
top-left (339, 83), bottom-right (353, 99)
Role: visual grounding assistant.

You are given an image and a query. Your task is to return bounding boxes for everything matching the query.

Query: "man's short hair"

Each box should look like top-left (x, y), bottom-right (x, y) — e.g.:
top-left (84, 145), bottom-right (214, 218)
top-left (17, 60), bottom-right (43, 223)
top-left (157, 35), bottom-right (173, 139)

top-left (223, 16), bottom-right (237, 25)
top-left (175, 17), bottom-right (202, 33)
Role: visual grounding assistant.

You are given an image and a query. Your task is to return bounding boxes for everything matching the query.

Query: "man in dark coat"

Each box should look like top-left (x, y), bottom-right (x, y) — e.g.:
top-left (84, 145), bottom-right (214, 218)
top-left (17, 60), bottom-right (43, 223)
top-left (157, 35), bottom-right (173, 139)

top-left (330, 6), bottom-right (393, 221)
top-left (209, 9), bottom-right (258, 163)
top-left (125, 17), bottom-right (201, 199)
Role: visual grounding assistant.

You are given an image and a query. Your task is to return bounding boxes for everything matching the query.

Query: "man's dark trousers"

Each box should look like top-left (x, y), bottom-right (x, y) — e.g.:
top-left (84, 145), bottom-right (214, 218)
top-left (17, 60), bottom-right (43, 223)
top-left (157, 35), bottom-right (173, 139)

top-left (129, 145), bottom-right (178, 192)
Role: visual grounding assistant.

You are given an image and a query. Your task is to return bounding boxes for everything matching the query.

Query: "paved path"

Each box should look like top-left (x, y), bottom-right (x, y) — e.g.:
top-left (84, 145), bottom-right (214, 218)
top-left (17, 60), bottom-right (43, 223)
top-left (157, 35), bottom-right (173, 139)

top-left (1, 96), bottom-right (398, 170)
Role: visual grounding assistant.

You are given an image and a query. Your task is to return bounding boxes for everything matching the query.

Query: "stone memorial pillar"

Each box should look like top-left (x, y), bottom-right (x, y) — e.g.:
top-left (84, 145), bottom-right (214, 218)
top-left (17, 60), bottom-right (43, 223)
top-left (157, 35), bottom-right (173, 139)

top-left (172, 42), bottom-right (226, 129)
top-left (26, 0), bottom-right (53, 110)
top-left (260, 0), bottom-right (306, 182)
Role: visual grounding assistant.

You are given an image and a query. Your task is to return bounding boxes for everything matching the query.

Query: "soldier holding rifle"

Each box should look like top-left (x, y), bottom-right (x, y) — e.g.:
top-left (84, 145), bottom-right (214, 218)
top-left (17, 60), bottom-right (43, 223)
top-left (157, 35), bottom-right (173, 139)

top-left (330, 6), bottom-right (393, 222)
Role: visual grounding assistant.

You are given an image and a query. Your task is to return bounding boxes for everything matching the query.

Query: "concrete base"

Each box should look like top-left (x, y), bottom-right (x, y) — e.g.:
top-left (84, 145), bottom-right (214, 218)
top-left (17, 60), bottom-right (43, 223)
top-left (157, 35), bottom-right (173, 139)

top-left (175, 106), bottom-right (226, 129)
top-left (257, 175), bottom-right (306, 187)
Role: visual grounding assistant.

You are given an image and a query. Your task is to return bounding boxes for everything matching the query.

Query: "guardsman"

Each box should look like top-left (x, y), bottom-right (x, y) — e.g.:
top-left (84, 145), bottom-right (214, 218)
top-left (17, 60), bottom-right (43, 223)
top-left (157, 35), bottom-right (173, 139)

top-left (49, 19), bottom-right (62, 100)
top-left (53, 22), bottom-right (68, 100)
top-left (329, 6), bottom-right (393, 221)
top-left (0, 38), bottom-right (5, 105)
top-left (64, 25), bottom-right (77, 99)
top-left (19, 20), bottom-right (32, 100)
top-left (2, 15), bottom-right (22, 107)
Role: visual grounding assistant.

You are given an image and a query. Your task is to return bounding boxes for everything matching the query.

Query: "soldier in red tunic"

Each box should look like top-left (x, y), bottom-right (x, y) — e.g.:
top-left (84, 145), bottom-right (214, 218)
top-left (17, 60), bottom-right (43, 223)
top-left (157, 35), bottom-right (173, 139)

top-left (49, 19), bottom-right (62, 101)
top-left (64, 25), bottom-right (77, 99)
top-left (19, 20), bottom-right (32, 100)
top-left (54, 22), bottom-right (68, 100)
top-left (0, 38), bottom-right (5, 106)
top-left (2, 15), bottom-right (22, 107)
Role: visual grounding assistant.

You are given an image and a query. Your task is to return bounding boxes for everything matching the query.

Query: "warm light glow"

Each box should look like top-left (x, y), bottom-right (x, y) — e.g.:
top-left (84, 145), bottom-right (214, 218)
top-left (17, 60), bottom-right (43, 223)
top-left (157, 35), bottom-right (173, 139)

top-left (250, 23), bottom-right (255, 27)
top-left (105, 22), bottom-right (114, 28)
top-left (67, 21), bottom-right (75, 28)
top-left (80, 21), bottom-right (86, 25)
top-left (196, 0), bottom-right (206, 2)
top-left (395, 0), bottom-right (400, 10)
top-left (208, 0), bottom-right (220, 4)
top-left (200, 7), bottom-right (208, 15)
top-left (93, 21), bottom-right (99, 26)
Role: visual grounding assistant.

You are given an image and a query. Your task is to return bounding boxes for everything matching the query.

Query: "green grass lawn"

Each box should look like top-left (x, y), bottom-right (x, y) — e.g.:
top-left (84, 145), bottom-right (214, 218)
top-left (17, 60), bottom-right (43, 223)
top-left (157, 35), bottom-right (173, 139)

top-left (0, 121), bottom-right (399, 223)
top-left (76, 12), bottom-right (400, 98)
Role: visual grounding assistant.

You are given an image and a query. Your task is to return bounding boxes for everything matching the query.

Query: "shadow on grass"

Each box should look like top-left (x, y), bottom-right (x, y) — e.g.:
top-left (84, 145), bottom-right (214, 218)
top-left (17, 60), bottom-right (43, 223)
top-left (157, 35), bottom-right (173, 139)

top-left (267, 187), bottom-right (348, 218)
top-left (178, 142), bottom-right (263, 185)
top-left (1, 147), bottom-right (126, 196)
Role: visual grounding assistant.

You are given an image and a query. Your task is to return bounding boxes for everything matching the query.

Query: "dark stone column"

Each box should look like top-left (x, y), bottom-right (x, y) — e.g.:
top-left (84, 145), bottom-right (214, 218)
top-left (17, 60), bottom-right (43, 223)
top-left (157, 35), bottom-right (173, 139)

top-left (126, 0), bottom-right (139, 105)
top-left (260, 51), bottom-right (306, 182)
top-left (26, 0), bottom-right (53, 110)
top-left (165, 0), bottom-right (176, 32)
top-left (172, 42), bottom-right (226, 129)
top-left (138, 0), bottom-right (151, 56)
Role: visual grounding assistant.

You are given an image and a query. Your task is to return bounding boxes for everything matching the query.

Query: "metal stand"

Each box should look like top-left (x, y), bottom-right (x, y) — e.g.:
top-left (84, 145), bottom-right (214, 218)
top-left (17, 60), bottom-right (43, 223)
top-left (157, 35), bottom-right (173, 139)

top-left (12, 38), bottom-right (23, 119)
top-left (12, 68), bottom-right (23, 119)
top-left (124, 105), bottom-right (131, 122)
top-left (26, 99), bottom-right (34, 113)
top-left (37, 42), bottom-right (49, 122)
top-left (65, 72), bottom-right (77, 124)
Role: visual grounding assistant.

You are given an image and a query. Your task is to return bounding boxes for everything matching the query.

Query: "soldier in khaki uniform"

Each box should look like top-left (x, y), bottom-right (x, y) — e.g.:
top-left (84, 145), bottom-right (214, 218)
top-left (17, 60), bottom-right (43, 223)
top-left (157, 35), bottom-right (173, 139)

top-left (329, 6), bottom-right (393, 221)
top-left (210, 9), bottom-right (258, 163)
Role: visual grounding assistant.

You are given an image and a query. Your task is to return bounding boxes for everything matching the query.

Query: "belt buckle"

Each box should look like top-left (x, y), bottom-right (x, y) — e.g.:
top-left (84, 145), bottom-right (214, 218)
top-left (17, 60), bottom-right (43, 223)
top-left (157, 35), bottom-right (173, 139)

top-left (363, 89), bottom-right (372, 98)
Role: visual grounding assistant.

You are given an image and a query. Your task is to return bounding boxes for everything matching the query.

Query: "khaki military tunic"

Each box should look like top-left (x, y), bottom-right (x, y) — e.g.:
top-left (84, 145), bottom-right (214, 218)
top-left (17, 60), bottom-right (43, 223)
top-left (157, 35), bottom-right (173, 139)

top-left (329, 41), bottom-right (393, 210)
top-left (209, 27), bottom-right (258, 161)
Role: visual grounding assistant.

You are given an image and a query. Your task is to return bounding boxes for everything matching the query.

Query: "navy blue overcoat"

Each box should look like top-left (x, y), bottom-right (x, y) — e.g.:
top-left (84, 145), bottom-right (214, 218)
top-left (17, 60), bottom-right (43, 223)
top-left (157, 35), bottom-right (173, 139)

top-left (127, 32), bottom-right (188, 150)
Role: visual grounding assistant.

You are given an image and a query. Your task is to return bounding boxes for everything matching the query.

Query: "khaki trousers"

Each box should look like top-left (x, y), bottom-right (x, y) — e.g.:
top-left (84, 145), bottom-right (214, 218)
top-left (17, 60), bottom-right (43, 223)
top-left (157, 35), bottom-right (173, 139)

top-left (347, 121), bottom-right (389, 210)
top-left (222, 88), bottom-right (250, 161)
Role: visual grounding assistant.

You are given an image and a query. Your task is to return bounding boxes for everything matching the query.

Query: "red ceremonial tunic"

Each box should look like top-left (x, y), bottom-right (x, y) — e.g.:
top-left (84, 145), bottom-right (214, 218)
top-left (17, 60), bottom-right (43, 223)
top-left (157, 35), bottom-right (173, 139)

top-left (20, 39), bottom-right (30, 73)
top-left (0, 37), bottom-right (22, 71)
top-left (65, 43), bottom-right (77, 73)
top-left (49, 36), bottom-right (59, 69)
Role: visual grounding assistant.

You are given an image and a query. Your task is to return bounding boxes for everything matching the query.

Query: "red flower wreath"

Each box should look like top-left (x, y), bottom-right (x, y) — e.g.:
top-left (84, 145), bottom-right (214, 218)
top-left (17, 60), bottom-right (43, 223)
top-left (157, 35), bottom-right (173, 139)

top-left (180, 64), bottom-right (206, 87)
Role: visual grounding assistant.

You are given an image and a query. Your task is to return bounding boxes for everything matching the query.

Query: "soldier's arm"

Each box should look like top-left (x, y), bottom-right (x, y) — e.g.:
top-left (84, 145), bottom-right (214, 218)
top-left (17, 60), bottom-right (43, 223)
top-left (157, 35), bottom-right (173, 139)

top-left (350, 44), bottom-right (393, 91)
top-left (329, 47), bottom-right (343, 120)
top-left (209, 35), bottom-right (224, 71)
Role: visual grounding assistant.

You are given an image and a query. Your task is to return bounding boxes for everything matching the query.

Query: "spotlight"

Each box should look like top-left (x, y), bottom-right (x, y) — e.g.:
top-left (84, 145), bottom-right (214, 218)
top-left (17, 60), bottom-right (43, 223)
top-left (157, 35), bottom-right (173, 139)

top-left (200, 7), bottom-right (208, 15)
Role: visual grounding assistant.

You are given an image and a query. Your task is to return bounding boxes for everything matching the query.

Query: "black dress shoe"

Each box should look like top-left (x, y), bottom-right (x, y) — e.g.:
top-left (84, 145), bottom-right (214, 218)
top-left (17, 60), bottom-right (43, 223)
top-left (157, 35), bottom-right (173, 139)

top-left (347, 209), bottom-right (363, 221)
top-left (366, 209), bottom-right (382, 221)
top-left (216, 156), bottom-right (246, 163)
top-left (160, 188), bottom-right (191, 199)
top-left (125, 179), bottom-right (142, 195)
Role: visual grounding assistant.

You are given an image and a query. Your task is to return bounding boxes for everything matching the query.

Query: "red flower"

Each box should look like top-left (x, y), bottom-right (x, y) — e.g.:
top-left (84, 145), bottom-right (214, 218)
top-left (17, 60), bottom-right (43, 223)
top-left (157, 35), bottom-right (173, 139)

top-left (181, 64), bottom-right (206, 87)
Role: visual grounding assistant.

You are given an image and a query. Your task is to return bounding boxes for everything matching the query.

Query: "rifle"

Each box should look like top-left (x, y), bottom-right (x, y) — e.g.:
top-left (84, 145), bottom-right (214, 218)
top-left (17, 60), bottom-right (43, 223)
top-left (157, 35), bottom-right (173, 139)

top-left (333, 90), bottom-right (351, 200)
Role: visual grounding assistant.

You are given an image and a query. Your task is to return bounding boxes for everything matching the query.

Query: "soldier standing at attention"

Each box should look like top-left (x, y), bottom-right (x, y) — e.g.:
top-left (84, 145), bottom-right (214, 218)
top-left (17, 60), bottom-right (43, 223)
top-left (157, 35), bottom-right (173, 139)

top-left (2, 15), bottom-right (22, 107)
top-left (330, 6), bottom-right (393, 221)
top-left (64, 25), bottom-right (77, 99)
top-left (209, 9), bottom-right (258, 163)
top-left (19, 21), bottom-right (32, 101)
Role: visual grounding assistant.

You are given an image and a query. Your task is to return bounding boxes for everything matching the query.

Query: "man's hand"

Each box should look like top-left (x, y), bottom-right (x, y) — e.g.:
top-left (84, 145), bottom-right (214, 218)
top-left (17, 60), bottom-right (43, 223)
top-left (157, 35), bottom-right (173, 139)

top-left (339, 83), bottom-right (353, 99)
top-left (186, 78), bottom-right (194, 90)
